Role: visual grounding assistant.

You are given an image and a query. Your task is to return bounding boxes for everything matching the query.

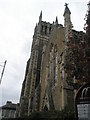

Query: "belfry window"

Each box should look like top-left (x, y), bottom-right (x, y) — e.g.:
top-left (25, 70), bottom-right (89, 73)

top-left (49, 27), bottom-right (51, 33)
top-left (45, 26), bottom-right (47, 35)
top-left (41, 25), bottom-right (43, 33)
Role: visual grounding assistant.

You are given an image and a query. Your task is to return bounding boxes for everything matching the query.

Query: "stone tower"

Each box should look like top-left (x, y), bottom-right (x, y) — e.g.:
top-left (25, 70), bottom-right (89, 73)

top-left (18, 4), bottom-right (83, 117)
top-left (19, 11), bottom-right (52, 116)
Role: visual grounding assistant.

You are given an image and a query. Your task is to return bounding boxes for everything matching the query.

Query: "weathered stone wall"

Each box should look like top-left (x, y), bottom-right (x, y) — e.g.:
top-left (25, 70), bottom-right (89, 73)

top-left (39, 25), bottom-right (66, 111)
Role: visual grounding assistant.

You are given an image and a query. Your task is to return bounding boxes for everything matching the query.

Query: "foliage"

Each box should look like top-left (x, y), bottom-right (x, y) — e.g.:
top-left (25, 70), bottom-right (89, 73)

top-left (1, 107), bottom-right (75, 120)
top-left (64, 1), bottom-right (90, 87)
top-left (29, 109), bottom-right (75, 120)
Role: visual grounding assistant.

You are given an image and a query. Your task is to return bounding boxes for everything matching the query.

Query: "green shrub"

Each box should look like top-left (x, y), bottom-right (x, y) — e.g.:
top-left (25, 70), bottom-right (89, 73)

top-left (2, 107), bottom-right (75, 120)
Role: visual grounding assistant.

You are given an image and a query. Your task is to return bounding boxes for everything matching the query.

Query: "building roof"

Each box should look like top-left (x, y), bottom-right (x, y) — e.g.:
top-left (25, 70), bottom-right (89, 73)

top-left (1, 101), bottom-right (16, 110)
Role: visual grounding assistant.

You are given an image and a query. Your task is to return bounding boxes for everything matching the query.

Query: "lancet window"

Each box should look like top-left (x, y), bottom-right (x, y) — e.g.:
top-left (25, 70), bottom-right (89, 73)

top-left (47, 43), bottom-right (58, 87)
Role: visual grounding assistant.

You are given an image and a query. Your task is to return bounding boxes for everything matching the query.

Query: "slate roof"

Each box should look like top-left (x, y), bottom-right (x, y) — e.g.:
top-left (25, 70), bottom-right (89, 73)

top-left (1, 101), bottom-right (16, 110)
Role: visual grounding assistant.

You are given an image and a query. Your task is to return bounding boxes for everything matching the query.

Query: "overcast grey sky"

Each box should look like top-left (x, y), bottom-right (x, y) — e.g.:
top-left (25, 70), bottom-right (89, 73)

top-left (0, 0), bottom-right (89, 106)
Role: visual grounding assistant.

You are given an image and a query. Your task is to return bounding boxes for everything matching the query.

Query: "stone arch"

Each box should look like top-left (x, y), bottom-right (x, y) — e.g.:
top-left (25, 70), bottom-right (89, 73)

top-left (43, 105), bottom-right (48, 111)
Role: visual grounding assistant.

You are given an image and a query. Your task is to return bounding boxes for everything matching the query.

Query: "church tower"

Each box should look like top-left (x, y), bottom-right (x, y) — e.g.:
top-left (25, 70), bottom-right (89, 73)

top-left (19, 11), bottom-right (52, 116)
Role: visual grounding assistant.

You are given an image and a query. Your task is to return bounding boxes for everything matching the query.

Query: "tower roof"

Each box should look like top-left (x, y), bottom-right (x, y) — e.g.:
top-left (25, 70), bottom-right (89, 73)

top-left (63, 3), bottom-right (71, 16)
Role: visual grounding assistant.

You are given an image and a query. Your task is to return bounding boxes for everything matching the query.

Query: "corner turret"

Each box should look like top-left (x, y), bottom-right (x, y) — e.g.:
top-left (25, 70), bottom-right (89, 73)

top-left (63, 3), bottom-right (72, 41)
top-left (63, 3), bottom-right (71, 16)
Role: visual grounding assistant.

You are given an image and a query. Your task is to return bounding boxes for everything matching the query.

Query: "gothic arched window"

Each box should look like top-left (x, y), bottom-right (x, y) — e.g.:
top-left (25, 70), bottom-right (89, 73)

top-left (54, 45), bottom-right (58, 86)
top-left (46, 43), bottom-right (58, 87)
